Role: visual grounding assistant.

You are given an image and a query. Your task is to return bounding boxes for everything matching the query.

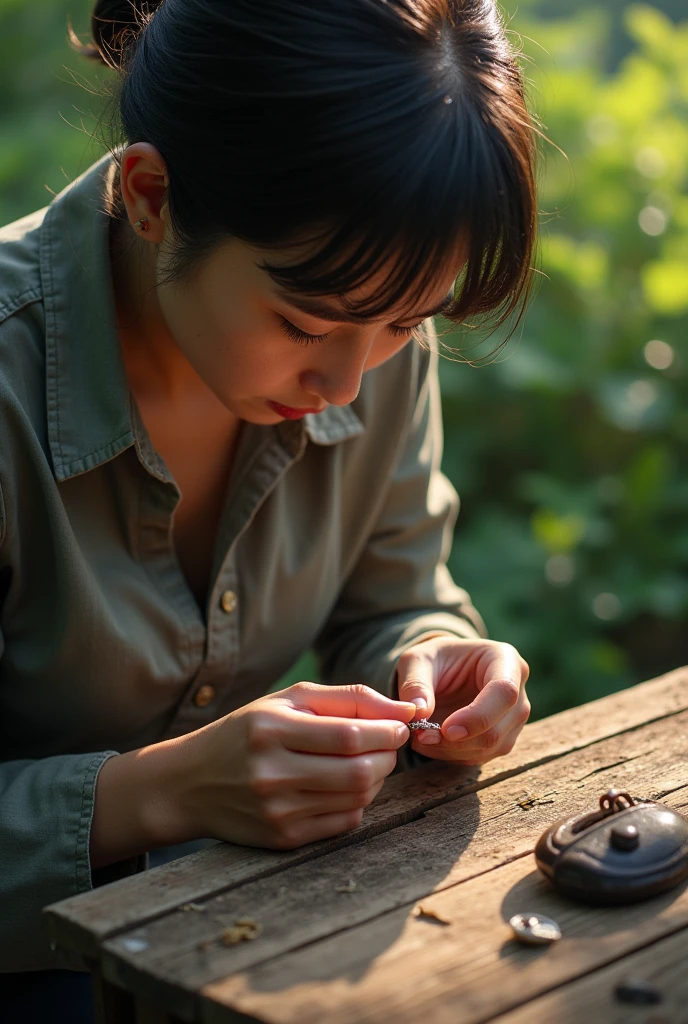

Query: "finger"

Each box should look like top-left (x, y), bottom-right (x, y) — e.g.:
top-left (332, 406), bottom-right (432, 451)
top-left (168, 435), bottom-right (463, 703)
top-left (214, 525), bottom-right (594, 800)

top-left (431, 720), bottom-right (527, 765)
top-left (442, 645), bottom-right (524, 741)
top-left (264, 779), bottom-right (385, 824)
top-left (280, 709), bottom-right (409, 755)
top-left (271, 808), bottom-right (365, 849)
top-left (279, 748), bottom-right (397, 792)
top-left (395, 648), bottom-right (436, 718)
top-left (413, 701), bottom-right (529, 761)
top-left (285, 681), bottom-right (416, 722)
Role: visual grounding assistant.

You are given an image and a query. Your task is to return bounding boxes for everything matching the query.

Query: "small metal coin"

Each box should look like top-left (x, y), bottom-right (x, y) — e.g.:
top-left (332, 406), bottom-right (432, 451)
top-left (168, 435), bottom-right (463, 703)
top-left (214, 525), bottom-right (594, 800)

top-left (408, 718), bottom-right (442, 731)
top-left (614, 980), bottom-right (663, 1006)
top-left (509, 912), bottom-right (561, 946)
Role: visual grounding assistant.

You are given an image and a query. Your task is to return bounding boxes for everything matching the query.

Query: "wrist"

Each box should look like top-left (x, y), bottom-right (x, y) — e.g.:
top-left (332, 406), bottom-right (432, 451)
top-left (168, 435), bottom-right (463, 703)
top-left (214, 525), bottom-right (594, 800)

top-left (90, 736), bottom-right (200, 870)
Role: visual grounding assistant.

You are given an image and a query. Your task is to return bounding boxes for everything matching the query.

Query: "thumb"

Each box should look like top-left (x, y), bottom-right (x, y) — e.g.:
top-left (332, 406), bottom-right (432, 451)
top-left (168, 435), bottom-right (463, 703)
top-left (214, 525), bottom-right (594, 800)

top-left (395, 648), bottom-right (436, 718)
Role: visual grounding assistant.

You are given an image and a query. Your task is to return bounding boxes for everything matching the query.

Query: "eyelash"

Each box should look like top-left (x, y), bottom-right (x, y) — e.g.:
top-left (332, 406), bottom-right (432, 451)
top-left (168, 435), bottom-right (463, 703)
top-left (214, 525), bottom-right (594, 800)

top-left (278, 316), bottom-right (421, 346)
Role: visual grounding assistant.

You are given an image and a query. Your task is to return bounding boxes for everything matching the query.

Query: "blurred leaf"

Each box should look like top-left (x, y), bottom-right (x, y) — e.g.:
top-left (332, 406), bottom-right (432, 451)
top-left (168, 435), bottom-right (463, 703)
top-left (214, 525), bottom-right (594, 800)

top-left (641, 259), bottom-right (688, 314)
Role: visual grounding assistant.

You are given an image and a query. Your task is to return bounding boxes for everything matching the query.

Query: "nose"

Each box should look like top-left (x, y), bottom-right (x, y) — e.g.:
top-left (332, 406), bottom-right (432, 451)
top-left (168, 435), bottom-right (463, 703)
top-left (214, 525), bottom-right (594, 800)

top-left (299, 333), bottom-right (372, 407)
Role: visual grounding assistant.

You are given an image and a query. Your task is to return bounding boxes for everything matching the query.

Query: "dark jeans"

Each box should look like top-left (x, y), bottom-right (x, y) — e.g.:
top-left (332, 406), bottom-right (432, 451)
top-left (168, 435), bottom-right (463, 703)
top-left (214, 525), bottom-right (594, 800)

top-left (1, 840), bottom-right (216, 1024)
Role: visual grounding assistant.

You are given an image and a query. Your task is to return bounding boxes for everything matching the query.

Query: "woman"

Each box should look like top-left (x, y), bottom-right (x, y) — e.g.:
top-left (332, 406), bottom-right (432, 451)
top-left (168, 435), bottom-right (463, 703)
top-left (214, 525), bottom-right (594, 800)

top-left (0, 0), bottom-right (533, 1016)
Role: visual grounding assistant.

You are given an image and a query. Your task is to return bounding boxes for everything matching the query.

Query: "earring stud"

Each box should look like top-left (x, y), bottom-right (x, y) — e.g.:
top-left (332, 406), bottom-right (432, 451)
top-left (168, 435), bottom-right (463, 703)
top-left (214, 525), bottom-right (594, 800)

top-left (133, 217), bottom-right (150, 232)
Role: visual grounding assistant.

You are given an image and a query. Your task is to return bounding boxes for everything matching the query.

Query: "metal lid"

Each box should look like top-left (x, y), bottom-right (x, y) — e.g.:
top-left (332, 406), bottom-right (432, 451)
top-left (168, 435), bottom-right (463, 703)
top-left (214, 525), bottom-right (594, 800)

top-left (535, 789), bottom-right (688, 904)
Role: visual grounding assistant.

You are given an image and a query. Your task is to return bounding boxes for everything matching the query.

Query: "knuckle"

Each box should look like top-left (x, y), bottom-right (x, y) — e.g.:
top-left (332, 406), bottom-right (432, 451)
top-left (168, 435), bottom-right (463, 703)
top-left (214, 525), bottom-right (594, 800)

top-left (520, 657), bottom-right (531, 683)
top-left (479, 727), bottom-right (501, 751)
top-left (261, 799), bottom-right (289, 826)
top-left (345, 809), bottom-right (364, 831)
top-left (248, 767), bottom-right (279, 798)
top-left (273, 827), bottom-right (302, 850)
top-left (336, 724), bottom-right (364, 756)
top-left (494, 677), bottom-right (520, 706)
top-left (348, 683), bottom-right (376, 701)
top-left (468, 708), bottom-right (492, 736)
top-left (348, 760), bottom-right (374, 793)
top-left (518, 700), bottom-right (532, 726)
top-left (247, 711), bottom-right (280, 752)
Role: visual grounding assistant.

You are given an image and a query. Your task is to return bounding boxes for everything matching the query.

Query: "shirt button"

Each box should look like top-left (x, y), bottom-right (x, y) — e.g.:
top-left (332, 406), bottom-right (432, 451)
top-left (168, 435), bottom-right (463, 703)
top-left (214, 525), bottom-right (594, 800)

top-left (193, 684), bottom-right (216, 708)
top-left (220, 590), bottom-right (238, 614)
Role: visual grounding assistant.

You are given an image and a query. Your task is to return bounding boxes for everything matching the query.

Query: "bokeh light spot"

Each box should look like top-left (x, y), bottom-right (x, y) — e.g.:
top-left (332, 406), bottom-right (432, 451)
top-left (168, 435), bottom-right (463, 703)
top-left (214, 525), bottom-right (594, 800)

top-left (635, 147), bottom-right (666, 178)
top-left (592, 593), bottom-right (621, 620)
top-left (638, 206), bottom-right (667, 236)
top-left (644, 339), bottom-right (674, 370)
top-left (545, 554), bottom-right (575, 587)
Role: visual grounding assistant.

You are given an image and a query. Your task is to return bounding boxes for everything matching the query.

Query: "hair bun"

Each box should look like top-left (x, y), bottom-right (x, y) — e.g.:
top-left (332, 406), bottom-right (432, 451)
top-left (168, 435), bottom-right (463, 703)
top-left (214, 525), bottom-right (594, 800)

top-left (70, 0), bottom-right (164, 70)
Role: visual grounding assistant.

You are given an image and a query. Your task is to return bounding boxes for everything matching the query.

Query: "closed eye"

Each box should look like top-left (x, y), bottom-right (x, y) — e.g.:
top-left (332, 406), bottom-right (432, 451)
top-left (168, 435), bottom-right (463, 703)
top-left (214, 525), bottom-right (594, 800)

top-left (278, 316), bottom-right (424, 346)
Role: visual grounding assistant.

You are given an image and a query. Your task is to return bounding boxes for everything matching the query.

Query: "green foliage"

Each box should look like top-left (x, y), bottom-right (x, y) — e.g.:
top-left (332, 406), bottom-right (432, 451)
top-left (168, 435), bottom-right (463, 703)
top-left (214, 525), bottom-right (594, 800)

top-left (1, 1), bottom-right (686, 716)
top-left (438, 1), bottom-right (688, 716)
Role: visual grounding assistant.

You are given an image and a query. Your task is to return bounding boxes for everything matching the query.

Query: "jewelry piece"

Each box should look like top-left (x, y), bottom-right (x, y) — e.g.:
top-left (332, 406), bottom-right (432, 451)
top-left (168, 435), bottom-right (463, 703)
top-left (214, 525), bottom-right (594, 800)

top-left (509, 912), bottom-right (561, 946)
top-left (133, 216), bottom-right (150, 232)
top-left (408, 718), bottom-right (442, 731)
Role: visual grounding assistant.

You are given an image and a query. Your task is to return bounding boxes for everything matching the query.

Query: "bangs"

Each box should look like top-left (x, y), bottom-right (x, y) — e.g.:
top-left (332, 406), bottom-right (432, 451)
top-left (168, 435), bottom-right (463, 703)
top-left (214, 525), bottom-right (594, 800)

top-left (259, 83), bottom-right (537, 339)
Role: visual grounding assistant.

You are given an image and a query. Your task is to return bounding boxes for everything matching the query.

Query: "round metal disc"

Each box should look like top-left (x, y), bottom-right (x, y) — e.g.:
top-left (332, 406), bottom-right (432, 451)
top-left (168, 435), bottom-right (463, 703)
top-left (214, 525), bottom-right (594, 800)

top-left (509, 912), bottom-right (561, 945)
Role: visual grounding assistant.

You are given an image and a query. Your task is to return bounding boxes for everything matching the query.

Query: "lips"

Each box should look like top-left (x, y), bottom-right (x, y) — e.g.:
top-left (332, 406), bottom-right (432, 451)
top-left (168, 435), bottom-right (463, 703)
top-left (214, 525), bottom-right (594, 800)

top-left (267, 401), bottom-right (325, 420)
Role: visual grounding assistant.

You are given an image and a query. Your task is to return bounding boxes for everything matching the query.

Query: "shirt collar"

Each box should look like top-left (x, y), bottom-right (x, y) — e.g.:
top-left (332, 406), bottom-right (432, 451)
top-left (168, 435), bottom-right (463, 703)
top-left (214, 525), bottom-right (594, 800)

top-left (40, 151), bottom-right (363, 482)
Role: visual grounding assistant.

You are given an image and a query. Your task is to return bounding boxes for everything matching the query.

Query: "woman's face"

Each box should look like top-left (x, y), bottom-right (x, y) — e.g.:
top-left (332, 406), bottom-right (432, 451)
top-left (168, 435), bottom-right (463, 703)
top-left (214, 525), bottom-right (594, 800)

top-left (115, 144), bottom-right (461, 423)
top-left (153, 237), bottom-right (459, 423)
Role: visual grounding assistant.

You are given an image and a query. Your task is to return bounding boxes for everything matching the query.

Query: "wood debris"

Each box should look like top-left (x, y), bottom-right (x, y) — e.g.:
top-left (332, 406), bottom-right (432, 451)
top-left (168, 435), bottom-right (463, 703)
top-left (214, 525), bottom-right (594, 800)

top-left (413, 905), bottom-right (451, 926)
top-left (221, 918), bottom-right (262, 945)
top-left (335, 879), bottom-right (358, 893)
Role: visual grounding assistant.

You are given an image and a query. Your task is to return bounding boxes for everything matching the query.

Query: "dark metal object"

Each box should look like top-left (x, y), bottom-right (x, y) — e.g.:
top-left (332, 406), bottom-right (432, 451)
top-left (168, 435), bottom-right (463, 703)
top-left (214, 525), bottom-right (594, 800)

top-left (535, 788), bottom-right (688, 904)
top-left (614, 979), bottom-right (663, 1006)
top-left (408, 719), bottom-right (441, 731)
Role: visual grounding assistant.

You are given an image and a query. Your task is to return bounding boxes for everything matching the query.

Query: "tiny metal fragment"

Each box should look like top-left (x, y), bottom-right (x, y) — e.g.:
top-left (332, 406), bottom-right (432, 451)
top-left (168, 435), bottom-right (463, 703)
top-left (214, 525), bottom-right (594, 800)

top-left (615, 980), bottom-right (663, 1006)
top-left (181, 902), bottom-right (206, 912)
top-left (413, 904), bottom-right (451, 925)
top-left (509, 912), bottom-right (561, 945)
top-left (408, 719), bottom-right (442, 732)
top-left (335, 879), bottom-right (358, 893)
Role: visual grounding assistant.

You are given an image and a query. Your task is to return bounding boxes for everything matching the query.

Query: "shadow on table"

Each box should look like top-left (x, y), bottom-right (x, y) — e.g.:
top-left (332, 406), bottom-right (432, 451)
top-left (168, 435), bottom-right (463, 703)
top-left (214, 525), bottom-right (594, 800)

top-left (220, 769), bottom-right (482, 991)
top-left (497, 868), bottom-right (688, 964)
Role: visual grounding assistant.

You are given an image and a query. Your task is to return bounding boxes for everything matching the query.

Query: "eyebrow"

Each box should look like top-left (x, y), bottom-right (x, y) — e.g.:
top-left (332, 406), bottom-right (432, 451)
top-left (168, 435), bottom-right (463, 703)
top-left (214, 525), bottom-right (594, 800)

top-left (273, 288), bottom-right (455, 325)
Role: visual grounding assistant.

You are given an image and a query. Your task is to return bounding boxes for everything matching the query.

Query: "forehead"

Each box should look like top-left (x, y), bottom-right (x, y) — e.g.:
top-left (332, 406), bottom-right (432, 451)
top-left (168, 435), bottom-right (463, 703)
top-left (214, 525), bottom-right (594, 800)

top-left (265, 243), bottom-right (465, 323)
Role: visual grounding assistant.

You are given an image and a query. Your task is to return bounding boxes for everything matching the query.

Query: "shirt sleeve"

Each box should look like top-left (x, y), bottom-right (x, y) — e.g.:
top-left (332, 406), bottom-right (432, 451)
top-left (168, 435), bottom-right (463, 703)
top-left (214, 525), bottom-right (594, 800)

top-left (0, 749), bottom-right (148, 972)
top-left (314, 331), bottom-right (488, 699)
top-left (0, 484), bottom-right (147, 973)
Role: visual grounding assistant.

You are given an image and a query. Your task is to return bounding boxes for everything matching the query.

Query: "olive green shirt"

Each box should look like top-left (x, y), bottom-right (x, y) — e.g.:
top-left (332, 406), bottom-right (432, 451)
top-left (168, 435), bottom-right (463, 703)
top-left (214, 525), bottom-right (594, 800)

top-left (0, 151), bottom-right (485, 971)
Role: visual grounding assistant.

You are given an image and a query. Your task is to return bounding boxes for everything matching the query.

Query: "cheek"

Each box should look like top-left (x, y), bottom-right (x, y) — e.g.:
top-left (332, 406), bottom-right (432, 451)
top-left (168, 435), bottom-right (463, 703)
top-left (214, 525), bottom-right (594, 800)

top-left (364, 333), bottom-right (414, 372)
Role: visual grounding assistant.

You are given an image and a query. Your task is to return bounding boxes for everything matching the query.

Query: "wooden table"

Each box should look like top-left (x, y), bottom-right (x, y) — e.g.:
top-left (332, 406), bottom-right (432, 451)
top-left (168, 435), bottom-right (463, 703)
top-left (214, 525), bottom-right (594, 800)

top-left (46, 667), bottom-right (688, 1024)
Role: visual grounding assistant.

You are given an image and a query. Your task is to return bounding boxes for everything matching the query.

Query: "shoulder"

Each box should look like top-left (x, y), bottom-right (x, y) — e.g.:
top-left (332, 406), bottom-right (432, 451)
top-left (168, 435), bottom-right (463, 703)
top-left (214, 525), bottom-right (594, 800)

top-left (0, 205), bottom-right (46, 326)
top-left (0, 208), bottom-right (51, 520)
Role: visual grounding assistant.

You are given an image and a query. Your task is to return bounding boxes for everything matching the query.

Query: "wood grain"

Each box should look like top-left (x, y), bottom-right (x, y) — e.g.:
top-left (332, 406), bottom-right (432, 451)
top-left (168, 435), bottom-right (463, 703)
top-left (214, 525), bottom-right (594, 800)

top-left (98, 710), bottom-right (688, 1021)
top-left (200, 833), bottom-right (688, 1024)
top-left (44, 667), bottom-right (688, 963)
top-left (491, 924), bottom-right (688, 1023)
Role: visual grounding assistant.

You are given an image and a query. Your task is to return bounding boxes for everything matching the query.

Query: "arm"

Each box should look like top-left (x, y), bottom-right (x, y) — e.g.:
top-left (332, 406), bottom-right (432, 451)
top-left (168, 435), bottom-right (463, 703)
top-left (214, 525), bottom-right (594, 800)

top-left (314, 333), bottom-right (487, 698)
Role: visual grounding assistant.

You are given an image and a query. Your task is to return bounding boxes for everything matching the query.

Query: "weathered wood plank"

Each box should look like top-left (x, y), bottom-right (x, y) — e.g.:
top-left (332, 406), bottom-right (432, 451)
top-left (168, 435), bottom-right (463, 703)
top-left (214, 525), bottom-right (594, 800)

top-left (491, 924), bottom-right (688, 1023)
top-left (199, 821), bottom-right (688, 1024)
top-left (45, 667), bottom-right (688, 963)
top-left (98, 711), bottom-right (688, 1021)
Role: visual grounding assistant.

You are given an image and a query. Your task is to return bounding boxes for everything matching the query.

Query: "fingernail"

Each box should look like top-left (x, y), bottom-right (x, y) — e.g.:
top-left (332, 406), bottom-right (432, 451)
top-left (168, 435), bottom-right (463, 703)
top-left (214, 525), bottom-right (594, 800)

top-left (410, 697), bottom-right (427, 711)
top-left (446, 725), bottom-right (469, 741)
top-left (417, 731), bottom-right (441, 745)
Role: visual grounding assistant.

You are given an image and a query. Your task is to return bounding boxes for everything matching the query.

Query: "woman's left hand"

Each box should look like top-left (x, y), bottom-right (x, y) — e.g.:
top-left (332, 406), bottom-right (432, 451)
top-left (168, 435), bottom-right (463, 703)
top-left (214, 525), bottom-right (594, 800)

top-left (395, 636), bottom-right (531, 763)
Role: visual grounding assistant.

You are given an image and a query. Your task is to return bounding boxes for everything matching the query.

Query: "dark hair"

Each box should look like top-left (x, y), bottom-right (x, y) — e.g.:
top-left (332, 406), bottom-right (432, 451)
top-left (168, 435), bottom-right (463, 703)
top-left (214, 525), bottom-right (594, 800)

top-left (71, 0), bottom-right (538, 345)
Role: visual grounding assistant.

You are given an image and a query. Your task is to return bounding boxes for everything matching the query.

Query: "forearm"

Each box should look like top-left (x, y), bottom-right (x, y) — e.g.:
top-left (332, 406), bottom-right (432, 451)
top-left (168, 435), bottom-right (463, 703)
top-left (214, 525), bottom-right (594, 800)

top-left (89, 736), bottom-right (197, 869)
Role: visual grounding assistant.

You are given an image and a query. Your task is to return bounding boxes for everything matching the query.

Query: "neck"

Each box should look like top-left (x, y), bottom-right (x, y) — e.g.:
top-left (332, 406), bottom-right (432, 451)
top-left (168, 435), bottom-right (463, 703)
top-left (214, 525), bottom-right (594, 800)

top-left (108, 215), bottom-right (200, 402)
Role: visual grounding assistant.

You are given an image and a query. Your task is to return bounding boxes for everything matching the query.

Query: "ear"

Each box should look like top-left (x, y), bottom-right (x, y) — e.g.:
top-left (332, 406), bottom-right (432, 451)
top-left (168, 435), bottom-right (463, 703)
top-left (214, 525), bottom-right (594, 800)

top-left (117, 142), bottom-right (170, 244)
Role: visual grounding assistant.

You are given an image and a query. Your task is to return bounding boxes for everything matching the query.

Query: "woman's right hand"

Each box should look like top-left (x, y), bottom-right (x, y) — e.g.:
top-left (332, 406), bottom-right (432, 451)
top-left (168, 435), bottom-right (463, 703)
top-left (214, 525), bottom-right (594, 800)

top-left (170, 682), bottom-right (416, 850)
